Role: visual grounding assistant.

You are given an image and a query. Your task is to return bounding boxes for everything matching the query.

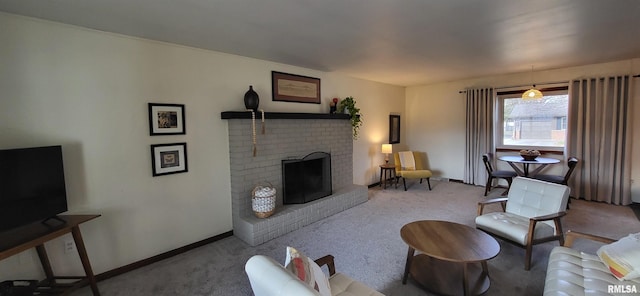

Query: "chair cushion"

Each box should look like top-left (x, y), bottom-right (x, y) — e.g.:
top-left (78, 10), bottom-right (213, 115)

top-left (475, 212), bottom-right (555, 245)
top-left (597, 233), bottom-right (640, 281)
top-left (492, 170), bottom-right (518, 178)
top-left (534, 174), bottom-right (565, 184)
top-left (329, 273), bottom-right (384, 296)
top-left (398, 170), bottom-right (432, 179)
top-left (544, 246), bottom-right (640, 295)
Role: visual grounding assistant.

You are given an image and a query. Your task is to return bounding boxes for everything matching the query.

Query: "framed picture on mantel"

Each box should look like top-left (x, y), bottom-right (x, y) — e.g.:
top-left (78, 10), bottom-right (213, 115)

top-left (271, 71), bottom-right (321, 104)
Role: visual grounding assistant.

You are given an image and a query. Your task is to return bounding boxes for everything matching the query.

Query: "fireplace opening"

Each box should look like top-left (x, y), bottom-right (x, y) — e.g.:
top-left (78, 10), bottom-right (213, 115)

top-left (282, 152), bottom-right (332, 204)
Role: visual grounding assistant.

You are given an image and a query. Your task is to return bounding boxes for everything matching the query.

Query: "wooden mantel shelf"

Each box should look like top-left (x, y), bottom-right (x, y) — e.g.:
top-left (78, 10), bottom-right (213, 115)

top-left (221, 111), bottom-right (350, 120)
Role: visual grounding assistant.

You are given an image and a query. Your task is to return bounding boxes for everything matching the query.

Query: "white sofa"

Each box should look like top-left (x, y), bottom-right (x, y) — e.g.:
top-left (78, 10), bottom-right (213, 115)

top-left (245, 254), bottom-right (384, 296)
top-left (544, 231), bottom-right (640, 295)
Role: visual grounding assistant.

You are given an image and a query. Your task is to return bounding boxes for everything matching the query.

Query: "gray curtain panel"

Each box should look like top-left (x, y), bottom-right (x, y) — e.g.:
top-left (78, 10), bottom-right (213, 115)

top-left (567, 75), bottom-right (632, 205)
top-left (464, 88), bottom-right (495, 185)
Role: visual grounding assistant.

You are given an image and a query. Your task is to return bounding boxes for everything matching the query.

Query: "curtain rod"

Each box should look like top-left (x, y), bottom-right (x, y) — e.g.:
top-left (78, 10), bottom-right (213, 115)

top-left (458, 80), bottom-right (568, 94)
top-left (459, 74), bottom-right (640, 93)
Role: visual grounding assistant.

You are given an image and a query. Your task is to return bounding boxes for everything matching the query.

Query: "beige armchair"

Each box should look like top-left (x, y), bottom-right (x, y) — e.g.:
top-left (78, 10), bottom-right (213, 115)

top-left (475, 177), bottom-right (570, 270)
top-left (393, 151), bottom-right (432, 191)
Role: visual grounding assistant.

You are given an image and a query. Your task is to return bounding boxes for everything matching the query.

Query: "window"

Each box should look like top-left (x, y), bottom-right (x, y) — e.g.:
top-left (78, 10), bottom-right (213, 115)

top-left (496, 86), bottom-right (569, 151)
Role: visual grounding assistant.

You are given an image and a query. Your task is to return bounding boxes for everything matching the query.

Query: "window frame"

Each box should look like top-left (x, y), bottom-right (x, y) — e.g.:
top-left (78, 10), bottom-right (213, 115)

top-left (495, 85), bottom-right (569, 153)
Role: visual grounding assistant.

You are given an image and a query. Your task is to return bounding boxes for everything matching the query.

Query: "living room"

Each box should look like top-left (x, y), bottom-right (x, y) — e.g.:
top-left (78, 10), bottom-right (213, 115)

top-left (1, 1), bottom-right (640, 295)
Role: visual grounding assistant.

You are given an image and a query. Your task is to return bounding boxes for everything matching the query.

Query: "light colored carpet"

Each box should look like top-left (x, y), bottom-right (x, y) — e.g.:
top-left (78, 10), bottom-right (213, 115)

top-left (71, 181), bottom-right (640, 295)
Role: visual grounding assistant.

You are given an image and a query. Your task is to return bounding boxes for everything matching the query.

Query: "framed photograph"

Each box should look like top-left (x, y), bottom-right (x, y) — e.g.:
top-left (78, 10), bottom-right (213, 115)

top-left (148, 103), bottom-right (186, 135)
top-left (271, 71), bottom-right (321, 104)
top-left (389, 115), bottom-right (401, 144)
top-left (151, 143), bottom-right (188, 176)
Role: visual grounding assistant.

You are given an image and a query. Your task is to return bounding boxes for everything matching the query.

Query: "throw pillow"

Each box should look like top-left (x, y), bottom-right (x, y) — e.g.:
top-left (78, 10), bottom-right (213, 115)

top-left (597, 232), bottom-right (640, 281)
top-left (284, 246), bottom-right (331, 296)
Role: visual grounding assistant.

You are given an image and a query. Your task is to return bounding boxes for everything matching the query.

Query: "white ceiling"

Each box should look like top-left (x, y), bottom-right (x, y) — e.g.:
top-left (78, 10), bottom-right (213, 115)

top-left (1, 0), bottom-right (639, 86)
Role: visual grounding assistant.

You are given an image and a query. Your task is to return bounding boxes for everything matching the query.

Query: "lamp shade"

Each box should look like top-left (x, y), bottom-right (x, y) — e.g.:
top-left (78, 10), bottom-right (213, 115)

top-left (522, 87), bottom-right (543, 100)
top-left (381, 144), bottom-right (392, 154)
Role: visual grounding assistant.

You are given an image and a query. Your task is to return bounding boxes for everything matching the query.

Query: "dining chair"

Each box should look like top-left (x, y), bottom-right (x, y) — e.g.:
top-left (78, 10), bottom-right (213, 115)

top-left (483, 153), bottom-right (518, 196)
top-left (532, 157), bottom-right (579, 185)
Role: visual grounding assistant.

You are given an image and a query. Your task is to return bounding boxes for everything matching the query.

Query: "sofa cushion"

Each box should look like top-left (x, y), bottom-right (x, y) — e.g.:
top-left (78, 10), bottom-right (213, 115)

top-left (475, 211), bottom-right (555, 245)
top-left (544, 246), bottom-right (640, 295)
top-left (285, 246), bottom-right (331, 296)
top-left (597, 233), bottom-right (640, 281)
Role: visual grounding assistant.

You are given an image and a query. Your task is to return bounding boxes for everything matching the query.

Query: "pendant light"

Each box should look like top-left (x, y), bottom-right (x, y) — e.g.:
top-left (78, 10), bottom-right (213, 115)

top-left (522, 66), bottom-right (543, 100)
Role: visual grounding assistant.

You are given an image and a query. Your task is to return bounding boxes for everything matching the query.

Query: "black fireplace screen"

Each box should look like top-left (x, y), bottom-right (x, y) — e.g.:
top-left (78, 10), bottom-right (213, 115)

top-left (282, 152), bottom-right (332, 204)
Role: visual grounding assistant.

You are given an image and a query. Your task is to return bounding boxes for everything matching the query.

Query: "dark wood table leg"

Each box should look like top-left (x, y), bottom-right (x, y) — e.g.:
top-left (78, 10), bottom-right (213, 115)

top-left (71, 226), bottom-right (100, 296)
top-left (391, 170), bottom-right (396, 187)
top-left (402, 246), bottom-right (415, 284)
top-left (382, 169), bottom-right (387, 189)
top-left (35, 245), bottom-right (55, 284)
top-left (481, 260), bottom-right (489, 277)
top-left (463, 263), bottom-right (469, 296)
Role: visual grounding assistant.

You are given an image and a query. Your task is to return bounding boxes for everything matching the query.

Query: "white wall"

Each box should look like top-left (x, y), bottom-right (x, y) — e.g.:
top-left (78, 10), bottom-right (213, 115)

top-left (0, 12), bottom-right (404, 280)
top-left (406, 59), bottom-right (640, 200)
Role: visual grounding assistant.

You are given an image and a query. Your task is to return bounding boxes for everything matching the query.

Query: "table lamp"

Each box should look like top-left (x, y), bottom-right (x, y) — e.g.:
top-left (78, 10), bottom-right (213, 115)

top-left (381, 144), bottom-right (392, 164)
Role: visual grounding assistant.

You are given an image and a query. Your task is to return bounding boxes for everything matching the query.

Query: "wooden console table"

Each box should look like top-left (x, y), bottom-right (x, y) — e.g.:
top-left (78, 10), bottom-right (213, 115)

top-left (0, 214), bottom-right (101, 295)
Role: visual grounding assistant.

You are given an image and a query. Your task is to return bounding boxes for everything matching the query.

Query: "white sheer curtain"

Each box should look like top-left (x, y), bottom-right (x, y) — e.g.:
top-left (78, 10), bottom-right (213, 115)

top-left (464, 88), bottom-right (494, 185)
top-left (567, 75), bottom-right (633, 205)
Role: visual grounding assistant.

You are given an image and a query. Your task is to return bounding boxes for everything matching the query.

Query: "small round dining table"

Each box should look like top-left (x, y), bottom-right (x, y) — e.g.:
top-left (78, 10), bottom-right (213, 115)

top-left (498, 155), bottom-right (560, 177)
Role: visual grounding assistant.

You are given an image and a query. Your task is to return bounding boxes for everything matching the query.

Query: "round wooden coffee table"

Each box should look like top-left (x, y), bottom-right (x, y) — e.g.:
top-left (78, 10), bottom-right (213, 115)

top-left (400, 220), bottom-right (500, 296)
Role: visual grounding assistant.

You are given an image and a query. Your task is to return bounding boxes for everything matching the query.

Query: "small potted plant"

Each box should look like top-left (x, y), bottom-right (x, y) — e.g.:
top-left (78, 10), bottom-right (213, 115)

top-left (338, 96), bottom-right (363, 139)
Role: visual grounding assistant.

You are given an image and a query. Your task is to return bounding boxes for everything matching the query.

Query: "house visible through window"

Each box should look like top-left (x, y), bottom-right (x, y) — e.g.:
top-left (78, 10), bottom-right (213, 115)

top-left (496, 86), bottom-right (569, 151)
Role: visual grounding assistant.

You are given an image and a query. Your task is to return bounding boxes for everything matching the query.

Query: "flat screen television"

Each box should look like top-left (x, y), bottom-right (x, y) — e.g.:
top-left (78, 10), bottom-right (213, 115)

top-left (0, 145), bottom-right (68, 233)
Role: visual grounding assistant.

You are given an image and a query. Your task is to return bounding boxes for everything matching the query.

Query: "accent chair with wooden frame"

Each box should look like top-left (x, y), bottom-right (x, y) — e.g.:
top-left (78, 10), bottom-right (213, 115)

top-left (475, 177), bottom-right (570, 270)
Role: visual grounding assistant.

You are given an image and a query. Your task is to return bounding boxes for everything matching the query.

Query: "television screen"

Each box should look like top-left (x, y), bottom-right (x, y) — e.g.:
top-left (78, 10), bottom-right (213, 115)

top-left (0, 145), bottom-right (68, 232)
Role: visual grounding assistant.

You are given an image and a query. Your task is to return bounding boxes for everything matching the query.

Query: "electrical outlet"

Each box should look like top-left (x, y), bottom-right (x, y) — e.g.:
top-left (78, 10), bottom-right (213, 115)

top-left (64, 239), bottom-right (76, 254)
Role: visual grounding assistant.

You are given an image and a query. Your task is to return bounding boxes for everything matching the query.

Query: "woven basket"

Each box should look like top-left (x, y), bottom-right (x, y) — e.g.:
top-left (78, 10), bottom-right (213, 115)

top-left (521, 155), bottom-right (538, 161)
top-left (252, 183), bottom-right (276, 218)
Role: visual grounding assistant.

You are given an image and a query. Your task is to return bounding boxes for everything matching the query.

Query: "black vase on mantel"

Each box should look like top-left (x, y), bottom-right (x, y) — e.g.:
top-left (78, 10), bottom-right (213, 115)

top-left (244, 85), bottom-right (260, 112)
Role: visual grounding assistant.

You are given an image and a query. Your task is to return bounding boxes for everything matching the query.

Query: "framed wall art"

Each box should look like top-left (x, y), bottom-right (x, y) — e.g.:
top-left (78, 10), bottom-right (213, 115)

top-left (271, 71), bottom-right (321, 104)
top-left (151, 142), bottom-right (188, 176)
top-left (148, 103), bottom-right (186, 135)
top-left (389, 114), bottom-right (401, 144)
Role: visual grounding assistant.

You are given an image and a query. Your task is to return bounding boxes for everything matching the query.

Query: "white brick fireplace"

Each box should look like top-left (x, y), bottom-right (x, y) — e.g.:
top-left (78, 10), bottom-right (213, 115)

top-left (222, 112), bottom-right (368, 246)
